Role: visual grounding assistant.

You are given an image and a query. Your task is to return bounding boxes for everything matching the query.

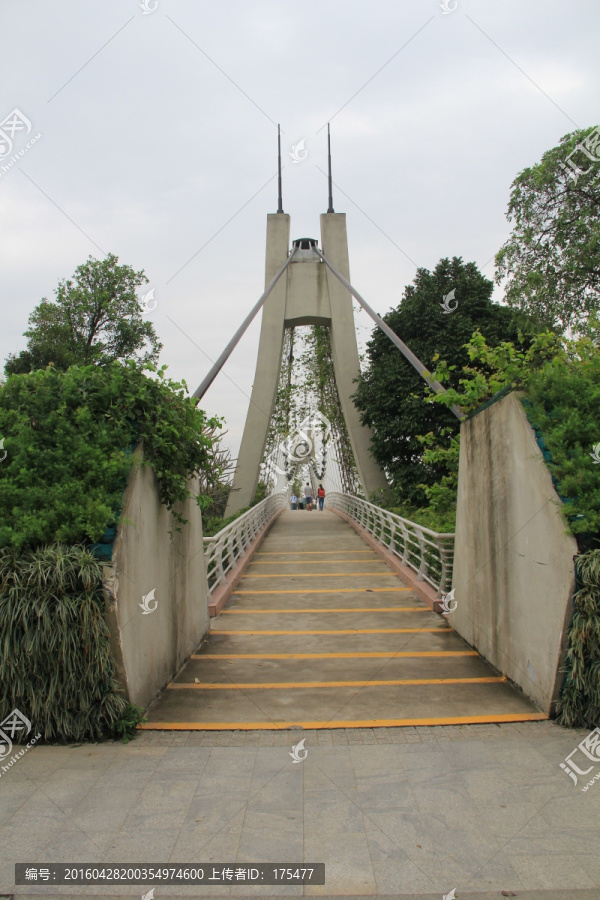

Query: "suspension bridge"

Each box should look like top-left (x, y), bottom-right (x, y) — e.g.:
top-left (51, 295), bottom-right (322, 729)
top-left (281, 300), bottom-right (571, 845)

top-left (137, 127), bottom-right (552, 732)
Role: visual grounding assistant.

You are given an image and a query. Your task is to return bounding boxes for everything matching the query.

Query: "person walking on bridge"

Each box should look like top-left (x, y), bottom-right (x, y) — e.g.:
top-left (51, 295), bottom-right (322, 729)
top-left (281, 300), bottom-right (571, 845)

top-left (304, 482), bottom-right (313, 511)
top-left (290, 492), bottom-right (297, 510)
top-left (317, 484), bottom-right (325, 511)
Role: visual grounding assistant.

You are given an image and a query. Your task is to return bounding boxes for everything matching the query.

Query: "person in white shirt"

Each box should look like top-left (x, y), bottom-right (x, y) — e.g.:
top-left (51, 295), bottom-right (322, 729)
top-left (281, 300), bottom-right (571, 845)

top-left (304, 482), bottom-right (313, 511)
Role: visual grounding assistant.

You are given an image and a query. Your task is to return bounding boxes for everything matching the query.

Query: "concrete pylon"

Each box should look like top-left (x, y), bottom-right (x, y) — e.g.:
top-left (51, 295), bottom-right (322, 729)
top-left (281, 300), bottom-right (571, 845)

top-left (225, 212), bottom-right (388, 516)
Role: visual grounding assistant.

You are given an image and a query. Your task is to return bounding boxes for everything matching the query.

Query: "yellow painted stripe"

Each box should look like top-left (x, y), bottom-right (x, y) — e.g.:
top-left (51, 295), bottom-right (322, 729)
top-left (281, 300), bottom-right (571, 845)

top-left (221, 607), bottom-right (427, 614)
top-left (168, 676), bottom-right (507, 690)
top-left (192, 651), bottom-right (478, 659)
top-left (234, 588), bottom-right (411, 594)
top-left (139, 712), bottom-right (548, 731)
top-left (210, 627), bottom-right (451, 635)
top-left (242, 573), bottom-right (398, 578)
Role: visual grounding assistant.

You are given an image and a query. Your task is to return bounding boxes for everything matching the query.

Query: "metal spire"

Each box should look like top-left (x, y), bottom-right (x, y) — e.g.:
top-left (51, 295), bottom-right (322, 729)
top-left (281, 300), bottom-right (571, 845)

top-left (277, 124), bottom-right (283, 214)
top-left (327, 123), bottom-right (334, 214)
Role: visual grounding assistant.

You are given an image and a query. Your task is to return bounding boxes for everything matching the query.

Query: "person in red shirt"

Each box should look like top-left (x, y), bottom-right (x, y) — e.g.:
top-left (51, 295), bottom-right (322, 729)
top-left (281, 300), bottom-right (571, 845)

top-left (317, 484), bottom-right (325, 511)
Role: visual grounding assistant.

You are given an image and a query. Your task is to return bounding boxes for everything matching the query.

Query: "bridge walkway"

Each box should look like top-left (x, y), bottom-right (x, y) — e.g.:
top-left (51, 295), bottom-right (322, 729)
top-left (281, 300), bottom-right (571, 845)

top-left (143, 510), bottom-right (545, 730)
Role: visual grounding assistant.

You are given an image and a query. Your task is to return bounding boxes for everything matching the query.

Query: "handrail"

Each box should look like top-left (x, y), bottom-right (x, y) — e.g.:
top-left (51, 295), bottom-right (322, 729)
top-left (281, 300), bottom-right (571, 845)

top-left (326, 492), bottom-right (455, 596)
top-left (203, 494), bottom-right (287, 600)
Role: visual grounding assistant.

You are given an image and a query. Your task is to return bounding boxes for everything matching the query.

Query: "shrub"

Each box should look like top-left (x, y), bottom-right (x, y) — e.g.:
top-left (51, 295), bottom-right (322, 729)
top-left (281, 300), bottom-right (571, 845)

top-left (429, 330), bottom-right (600, 537)
top-left (0, 361), bottom-right (223, 551)
top-left (556, 550), bottom-right (600, 729)
top-left (0, 544), bottom-right (131, 741)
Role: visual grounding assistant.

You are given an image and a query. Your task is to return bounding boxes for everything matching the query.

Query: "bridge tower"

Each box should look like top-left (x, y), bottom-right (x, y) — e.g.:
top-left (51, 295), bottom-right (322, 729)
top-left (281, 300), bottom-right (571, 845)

top-left (225, 209), bottom-right (388, 516)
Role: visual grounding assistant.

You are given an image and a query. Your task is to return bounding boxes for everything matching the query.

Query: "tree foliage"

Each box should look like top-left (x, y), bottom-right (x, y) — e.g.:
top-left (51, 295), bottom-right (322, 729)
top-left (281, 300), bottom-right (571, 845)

top-left (371, 429), bottom-right (460, 534)
top-left (5, 253), bottom-right (162, 375)
top-left (201, 481), bottom-right (271, 537)
top-left (354, 257), bottom-right (533, 505)
top-left (430, 330), bottom-right (600, 537)
top-left (495, 126), bottom-right (600, 334)
top-left (0, 362), bottom-right (223, 551)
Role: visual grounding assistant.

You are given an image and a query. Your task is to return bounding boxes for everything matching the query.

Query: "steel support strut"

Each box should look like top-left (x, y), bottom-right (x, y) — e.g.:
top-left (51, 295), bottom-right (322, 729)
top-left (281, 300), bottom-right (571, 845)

top-left (193, 247), bottom-right (298, 401)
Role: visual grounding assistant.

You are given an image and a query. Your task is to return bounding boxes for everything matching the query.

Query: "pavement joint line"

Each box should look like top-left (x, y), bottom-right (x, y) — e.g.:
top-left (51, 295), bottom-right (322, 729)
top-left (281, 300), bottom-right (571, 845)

top-left (192, 651), bottom-right (479, 658)
top-left (138, 712), bottom-right (549, 730)
top-left (254, 550), bottom-right (376, 554)
top-left (210, 627), bottom-right (453, 634)
top-left (167, 675), bottom-right (508, 689)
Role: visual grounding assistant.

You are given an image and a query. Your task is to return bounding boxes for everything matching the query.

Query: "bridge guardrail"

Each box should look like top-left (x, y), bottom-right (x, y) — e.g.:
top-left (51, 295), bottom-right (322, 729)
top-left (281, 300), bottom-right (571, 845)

top-left (203, 494), bottom-right (287, 601)
top-left (326, 492), bottom-right (454, 596)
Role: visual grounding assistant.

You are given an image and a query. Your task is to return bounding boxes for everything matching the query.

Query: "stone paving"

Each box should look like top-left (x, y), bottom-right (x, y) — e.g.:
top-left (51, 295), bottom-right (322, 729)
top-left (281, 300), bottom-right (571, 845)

top-left (2, 720), bottom-right (600, 898)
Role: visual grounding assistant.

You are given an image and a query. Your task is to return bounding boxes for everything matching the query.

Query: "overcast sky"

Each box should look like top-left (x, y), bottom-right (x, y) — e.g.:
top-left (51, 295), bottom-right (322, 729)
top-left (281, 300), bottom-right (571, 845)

top-left (1, 0), bottom-right (598, 455)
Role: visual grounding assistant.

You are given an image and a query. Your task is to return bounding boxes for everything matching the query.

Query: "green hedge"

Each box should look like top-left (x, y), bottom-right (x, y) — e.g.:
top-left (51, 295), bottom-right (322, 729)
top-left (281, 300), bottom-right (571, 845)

top-left (0, 361), bottom-right (221, 551)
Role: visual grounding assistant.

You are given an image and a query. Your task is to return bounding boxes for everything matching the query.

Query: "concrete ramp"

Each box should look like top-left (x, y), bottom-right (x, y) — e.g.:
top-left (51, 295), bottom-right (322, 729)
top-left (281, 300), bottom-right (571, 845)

top-left (141, 510), bottom-right (546, 730)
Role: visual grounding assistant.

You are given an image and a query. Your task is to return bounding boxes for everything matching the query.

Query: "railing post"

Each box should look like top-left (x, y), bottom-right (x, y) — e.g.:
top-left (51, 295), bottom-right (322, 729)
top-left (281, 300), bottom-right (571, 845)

top-left (438, 539), bottom-right (452, 596)
top-left (388, 517), bottom-right (396, 555)
top-left (204, 542), bottom-right (215, 592)
top-left (241, 520), bottom-right (248, 556)
top-left (226, 529), bottom-right (235, 577)
top-left (377, 508), bottom-right (386, 545)
top-left (215, 536), bottom-right (226, 586)
top-left (439, 546), bottom-right (448, 597)
top-left (398, 521), bottom-right (410, 565)
top-left (416, 529), bottom-right (427, 582)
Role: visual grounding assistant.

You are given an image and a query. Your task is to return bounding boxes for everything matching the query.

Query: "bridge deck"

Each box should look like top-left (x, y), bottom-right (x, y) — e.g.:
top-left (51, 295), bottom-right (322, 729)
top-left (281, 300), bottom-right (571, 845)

top-left (142, 510), bottom-right (546, 730)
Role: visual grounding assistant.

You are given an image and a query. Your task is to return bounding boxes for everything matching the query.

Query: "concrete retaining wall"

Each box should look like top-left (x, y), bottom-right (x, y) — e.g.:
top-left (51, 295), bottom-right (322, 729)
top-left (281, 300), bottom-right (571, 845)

top-left (102, 447), bottom-right (209, 710)
top-left (451, 391), bottom-right (577, 715)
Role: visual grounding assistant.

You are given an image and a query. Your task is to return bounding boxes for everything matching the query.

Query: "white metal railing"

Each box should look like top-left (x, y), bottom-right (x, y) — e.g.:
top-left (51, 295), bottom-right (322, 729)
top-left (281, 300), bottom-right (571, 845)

top-left (326, 492), bottom-right (455, 596)
top-left (203, 494), bottom-right (287, 599)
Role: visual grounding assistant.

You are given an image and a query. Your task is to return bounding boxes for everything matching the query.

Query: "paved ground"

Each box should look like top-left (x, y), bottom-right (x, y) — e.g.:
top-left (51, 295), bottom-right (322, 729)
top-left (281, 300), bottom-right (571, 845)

top-left (143, 511), bottom-right (544, 730)
top-left (1, 721), bottom-right (599, 898)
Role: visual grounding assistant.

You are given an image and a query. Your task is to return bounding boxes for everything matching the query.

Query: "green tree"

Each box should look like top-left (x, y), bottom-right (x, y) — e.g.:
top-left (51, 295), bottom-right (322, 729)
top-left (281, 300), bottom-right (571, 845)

top-left (5, 253), bottom-right (162, 375)
top-left (495, 126), bottom-right (600, 334)
top-left (429, 330), bottom-right (600, 538)
top-left (0, 361), bottom-right (222, 551)
top-left (354, 257), bottom-right (533, 505)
